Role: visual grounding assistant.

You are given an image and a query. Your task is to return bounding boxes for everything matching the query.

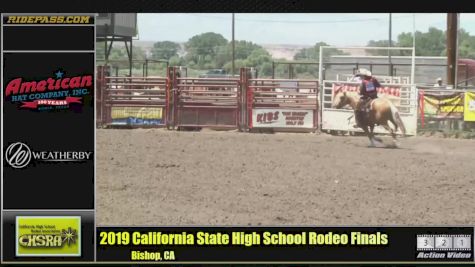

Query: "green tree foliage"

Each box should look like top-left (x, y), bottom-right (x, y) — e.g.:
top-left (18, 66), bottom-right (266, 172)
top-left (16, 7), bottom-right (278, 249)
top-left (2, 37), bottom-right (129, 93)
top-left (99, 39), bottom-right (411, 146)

top-left (292, 42), bottom-right (345, 78)
top-left (294, 42), bottom-right (346, 61)
top-left (132, 46), bottom-right (146, 60)
top-left (151, 41), bottom-right (180, 60)
top-left (100, 26), bottom-right (475, 78)
top-left (367, 27), bottom-right (475, 58)
top-left (215, 40), bottom-right (264, 68)
top-left (457, 29), bottom-right (475, 58)
top-left (184, 32), bottom-right (228, 68)
top-left (221, 46), bottom-right (273, 76)
top-left (96, 42), bottom-right (106, 60)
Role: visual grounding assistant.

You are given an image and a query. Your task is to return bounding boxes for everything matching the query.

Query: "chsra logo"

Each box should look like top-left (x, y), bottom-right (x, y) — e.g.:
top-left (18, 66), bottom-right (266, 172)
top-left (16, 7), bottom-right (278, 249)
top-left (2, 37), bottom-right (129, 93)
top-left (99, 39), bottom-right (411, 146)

top-left (16, 216), bottom-right (81, 257)
top-left (5, 69), bottom-right (92, 111)
top-left (19, 227), bottom-right (78, 248)
top-left (5, 142), bottom-right (93, 169)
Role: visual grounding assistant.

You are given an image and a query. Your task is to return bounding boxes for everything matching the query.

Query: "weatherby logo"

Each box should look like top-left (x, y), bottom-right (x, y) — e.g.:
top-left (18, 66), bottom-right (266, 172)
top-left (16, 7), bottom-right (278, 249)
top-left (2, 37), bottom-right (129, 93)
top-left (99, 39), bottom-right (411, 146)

top-left (4, 69), bottom-right (92, 111)
top-left (5, 142), bottom-right (93, 169)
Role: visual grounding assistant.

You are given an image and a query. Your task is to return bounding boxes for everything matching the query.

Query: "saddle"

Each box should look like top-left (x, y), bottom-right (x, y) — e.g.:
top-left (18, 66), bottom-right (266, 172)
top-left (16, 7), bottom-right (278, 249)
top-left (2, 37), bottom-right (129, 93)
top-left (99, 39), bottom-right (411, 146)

top-left (353, 98), bottom-right (376, 128)
top-left (357, 97), bottom-right (375, 112)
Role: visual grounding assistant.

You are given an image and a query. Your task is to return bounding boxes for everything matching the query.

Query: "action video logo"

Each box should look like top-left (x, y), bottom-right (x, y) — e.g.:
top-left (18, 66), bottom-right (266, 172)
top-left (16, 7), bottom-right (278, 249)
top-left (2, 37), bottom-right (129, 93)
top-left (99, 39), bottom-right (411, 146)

top-left (4, 69), bottom-right (92, 111)
top-left (416, 234), bottom-right (472, 260)
top-left (5, 142), bottom-right (93, 169)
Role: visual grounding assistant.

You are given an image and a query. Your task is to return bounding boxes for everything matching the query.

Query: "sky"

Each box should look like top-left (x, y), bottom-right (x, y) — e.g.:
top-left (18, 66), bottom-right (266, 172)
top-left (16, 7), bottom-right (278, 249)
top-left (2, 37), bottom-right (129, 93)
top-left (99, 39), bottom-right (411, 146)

top-left (136, 13), bottom-right (475, 46)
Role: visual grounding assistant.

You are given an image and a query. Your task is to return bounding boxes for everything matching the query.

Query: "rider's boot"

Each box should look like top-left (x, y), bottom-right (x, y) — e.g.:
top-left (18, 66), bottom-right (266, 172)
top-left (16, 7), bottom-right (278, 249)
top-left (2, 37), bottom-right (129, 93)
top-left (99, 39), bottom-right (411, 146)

top-left (353, 111), bottom-right (364, 128)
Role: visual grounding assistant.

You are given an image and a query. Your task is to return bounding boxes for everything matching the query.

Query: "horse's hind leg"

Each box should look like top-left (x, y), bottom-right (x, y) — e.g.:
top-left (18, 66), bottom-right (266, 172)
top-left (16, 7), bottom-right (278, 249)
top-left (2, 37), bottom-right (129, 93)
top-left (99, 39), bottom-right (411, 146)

top-left (389, 117), bottom-right (398, 133)
top-left (381, 123), bottom-right (398, 147)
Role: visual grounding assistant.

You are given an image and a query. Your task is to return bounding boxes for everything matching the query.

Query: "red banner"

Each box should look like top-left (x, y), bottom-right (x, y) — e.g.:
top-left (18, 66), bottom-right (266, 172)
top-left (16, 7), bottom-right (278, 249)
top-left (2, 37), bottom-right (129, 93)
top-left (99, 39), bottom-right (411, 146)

top-left (332, 84), bottom-right (401, 98)
top-left (21, 97), bottom-right (82, 109)
top-left (331, 83), bottom-right (403, 109)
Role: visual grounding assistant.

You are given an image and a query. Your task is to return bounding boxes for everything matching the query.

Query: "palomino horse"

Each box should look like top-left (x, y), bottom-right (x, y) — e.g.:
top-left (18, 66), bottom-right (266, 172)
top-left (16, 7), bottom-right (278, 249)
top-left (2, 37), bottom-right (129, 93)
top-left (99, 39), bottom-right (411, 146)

top-left (332, 92), bottom-right (406, 147)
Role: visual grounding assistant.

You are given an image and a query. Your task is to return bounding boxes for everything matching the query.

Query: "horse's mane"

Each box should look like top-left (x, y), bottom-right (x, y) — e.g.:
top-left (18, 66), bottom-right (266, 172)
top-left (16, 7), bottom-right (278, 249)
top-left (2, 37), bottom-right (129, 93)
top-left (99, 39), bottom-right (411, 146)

top-left (333, 85), bottom-right (359, 104)
top-left (332, 92), bottom-right (358, 110)
top-left (332, 84), bottom-right (359, 99)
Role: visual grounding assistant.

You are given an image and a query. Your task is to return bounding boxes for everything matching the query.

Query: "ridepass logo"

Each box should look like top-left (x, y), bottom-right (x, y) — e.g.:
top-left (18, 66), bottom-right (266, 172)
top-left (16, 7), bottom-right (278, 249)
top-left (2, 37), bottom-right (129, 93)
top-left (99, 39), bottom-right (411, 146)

top-left (4, 69), bottom-right (92, 111)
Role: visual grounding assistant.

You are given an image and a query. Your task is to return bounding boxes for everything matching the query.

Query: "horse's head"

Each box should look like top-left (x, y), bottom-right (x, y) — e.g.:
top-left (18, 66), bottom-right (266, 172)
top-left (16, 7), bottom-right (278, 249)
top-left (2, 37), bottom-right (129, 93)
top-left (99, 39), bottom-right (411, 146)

top-left (332, 91), bottom-right (352, 109)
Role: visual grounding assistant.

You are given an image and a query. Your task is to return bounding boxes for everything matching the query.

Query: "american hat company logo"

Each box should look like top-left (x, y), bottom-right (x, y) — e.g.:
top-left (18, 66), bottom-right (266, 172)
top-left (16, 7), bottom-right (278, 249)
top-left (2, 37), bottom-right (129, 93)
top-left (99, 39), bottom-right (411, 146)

top-left (5, 142), bottom-right (93, 169)
top-left (16, 216), bottom-right (81, 257)
top-left (5, 69), bottom-right (92, 111)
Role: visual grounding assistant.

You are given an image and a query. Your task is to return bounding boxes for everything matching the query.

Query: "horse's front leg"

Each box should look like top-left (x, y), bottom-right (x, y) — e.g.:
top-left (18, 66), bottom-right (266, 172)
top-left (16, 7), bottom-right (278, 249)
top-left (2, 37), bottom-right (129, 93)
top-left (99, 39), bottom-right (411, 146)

top-left (369, 124), bottom-right (383, 143)
top-left (362, 126), bottom-right (375, 147)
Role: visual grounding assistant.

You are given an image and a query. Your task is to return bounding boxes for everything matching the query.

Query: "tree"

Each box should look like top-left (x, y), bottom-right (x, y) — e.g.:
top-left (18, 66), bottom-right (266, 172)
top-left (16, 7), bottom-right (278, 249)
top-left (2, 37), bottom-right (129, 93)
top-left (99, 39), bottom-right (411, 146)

top-left (223, 59), bottom-right (247, 73)
top-left (169, 55), bottom-right (184, 67)
top-left (96, 42), bottom-right (106, 60)
top-left (151, 41), bottom-right (180, 60)
top-left (458, 36), bottom-right (475, 58)
top-left (457, 29), bottom-right (475, 58)
top-left (423, 27), bottom-right (445, 56)
top-left (215, 40), bottom-right (268, 68)
top-left (294, 42), bottom-right (346, 61)
top-left (400, 27), bottom-right (445, 56)
top-left (245, 48), bottom-right (272, 66)
top-left (184, 32), bottom-right (228, 68)
top-left (221, 46), bottom-right (272, 75)
top-left (234, 40), bottom-right (263, 60)
top-left (132, 46), bottom-right (146, 60)
top-left (396, 32), bottom-right (414, 56)
top-left (369, 27), bottom-right (447, 57)
top-left (293, 42), bottom-right (346, 77)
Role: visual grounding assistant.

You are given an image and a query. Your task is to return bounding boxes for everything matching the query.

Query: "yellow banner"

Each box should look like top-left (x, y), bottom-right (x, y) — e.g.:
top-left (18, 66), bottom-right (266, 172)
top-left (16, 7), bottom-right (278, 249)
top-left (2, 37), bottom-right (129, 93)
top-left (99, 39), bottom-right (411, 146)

top-left (464, 92), bottom-right (475, 121)
top-left (16, 216), bottom-right (81, 256)
top-left (423, 93), bottom-right (464, 119)
top-left (111, 107), bottom-right (163, 120)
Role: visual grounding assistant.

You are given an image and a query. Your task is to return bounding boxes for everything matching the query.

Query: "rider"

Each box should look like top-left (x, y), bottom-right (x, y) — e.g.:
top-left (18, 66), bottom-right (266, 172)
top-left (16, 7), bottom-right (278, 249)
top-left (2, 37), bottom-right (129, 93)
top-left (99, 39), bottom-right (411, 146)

top-left (353, 68), bottom-right (380, 128)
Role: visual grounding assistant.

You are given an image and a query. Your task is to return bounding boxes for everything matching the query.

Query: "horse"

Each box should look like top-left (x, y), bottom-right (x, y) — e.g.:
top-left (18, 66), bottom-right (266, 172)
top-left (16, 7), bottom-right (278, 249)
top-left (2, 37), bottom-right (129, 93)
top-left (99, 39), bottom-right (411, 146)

top-left (332, 92), bottom-right (406, 147)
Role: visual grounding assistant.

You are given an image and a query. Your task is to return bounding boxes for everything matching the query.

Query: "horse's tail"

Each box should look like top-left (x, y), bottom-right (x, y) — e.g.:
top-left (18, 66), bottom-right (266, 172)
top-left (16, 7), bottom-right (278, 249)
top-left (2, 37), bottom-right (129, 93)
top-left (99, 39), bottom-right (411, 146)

top-left (388, 101), bottom-right (406, 136)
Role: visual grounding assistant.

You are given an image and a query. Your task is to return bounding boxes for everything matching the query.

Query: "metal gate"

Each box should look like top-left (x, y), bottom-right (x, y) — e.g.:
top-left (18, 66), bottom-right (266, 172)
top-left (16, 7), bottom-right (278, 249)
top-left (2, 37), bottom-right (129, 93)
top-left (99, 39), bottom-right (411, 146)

top-left (102, 76), bottom-right (168, 127)
top-left (172, 76), bottom-right (241, 129)
top-left (96, 65), bottom-right (108, 127)
top-left (247, 78), bottom-right (319, 131)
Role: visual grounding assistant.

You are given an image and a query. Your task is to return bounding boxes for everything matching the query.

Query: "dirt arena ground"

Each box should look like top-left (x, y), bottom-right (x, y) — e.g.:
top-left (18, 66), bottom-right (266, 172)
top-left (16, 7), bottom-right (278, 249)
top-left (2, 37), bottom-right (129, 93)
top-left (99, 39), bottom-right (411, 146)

top-left (97, 129), bottom-right (475, 226)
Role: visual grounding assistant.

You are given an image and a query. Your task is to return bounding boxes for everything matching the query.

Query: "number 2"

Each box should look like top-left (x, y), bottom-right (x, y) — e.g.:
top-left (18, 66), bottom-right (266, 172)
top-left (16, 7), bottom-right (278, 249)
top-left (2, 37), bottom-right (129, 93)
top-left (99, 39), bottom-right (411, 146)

top-left (99, 232), bottom-right (108, 245)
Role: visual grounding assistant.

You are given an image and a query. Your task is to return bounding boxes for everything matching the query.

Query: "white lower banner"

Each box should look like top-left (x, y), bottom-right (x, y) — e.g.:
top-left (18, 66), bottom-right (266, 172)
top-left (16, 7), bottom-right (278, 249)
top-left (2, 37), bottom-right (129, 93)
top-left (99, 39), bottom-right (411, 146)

top-left (252, 109), bottom-right (314, 128)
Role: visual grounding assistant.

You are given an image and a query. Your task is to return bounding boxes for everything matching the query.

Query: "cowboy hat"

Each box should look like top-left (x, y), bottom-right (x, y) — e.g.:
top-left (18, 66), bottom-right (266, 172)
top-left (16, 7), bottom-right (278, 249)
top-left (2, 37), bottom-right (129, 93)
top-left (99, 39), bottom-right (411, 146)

top-left (355, 68), bottom-right (372, 77)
